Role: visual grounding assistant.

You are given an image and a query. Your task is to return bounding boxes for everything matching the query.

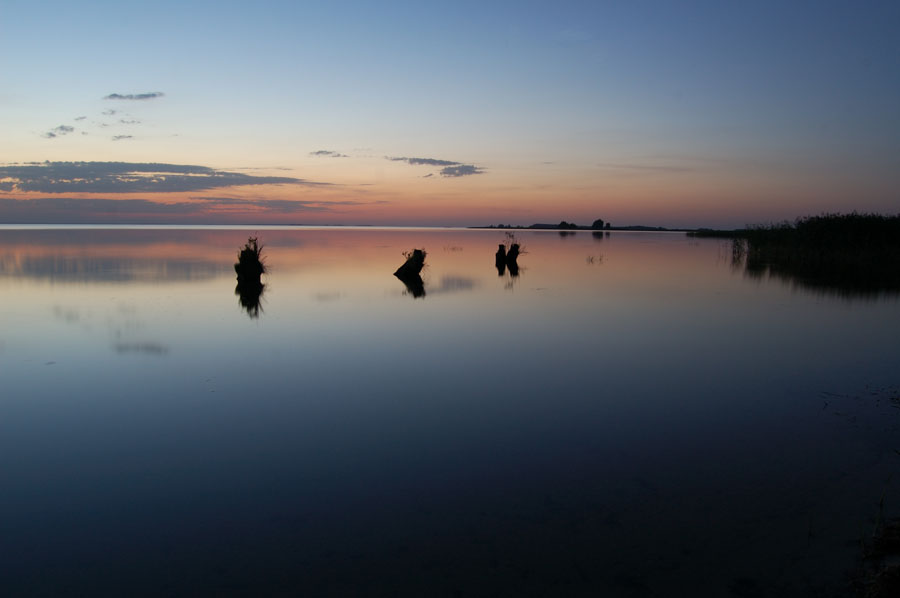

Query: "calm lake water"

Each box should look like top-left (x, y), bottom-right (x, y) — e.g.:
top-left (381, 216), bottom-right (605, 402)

top-left (1, 226), bottom-right (898, 596)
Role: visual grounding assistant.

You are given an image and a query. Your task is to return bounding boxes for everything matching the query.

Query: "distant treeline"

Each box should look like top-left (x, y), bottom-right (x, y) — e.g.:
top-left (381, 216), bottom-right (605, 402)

top-left (482, 219), bottom-right (610, 230)
top-left (689, 212), bottom-right (900, 245)
top-left (478, 219), bottom-right (675, 232)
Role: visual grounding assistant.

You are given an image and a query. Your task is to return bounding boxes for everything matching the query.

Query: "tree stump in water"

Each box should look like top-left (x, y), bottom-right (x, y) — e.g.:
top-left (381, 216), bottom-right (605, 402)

top-left (394, 248), bottom-right (426, 298)
top-left (394, 248), bottom-right (426, 278)
top-left (235, 236), bottom-right (266, 284)
top-left (234, 237), bottom-right (266, 317)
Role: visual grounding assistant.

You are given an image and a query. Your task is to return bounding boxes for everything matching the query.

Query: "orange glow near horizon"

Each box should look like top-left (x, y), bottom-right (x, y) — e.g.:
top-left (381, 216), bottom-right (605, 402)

top-left (2, 156), bottom-right (898, 229)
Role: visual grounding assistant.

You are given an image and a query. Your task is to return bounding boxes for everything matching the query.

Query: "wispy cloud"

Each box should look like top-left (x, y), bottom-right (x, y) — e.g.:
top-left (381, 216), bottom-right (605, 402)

top-left (310, 150), bottom-right (348, 158)
top-left (387, 156), bottom-right (484, 177)
top-left (596, 162), bottom-right (695, 173)
top-left (0, 161), bottom-right (328, 194)
top-left (0, 195), bottom-right (377, 223)
top-left (104, 92), bottom-right (164, 101)
top-left (42, 125), bottom-right (74, 139)
top-left (189, 196), bottom-right (369, 211)
top-left (112, 135), bottom-right (133, 141)
top-left (74, 116), bottom-right (87, 121)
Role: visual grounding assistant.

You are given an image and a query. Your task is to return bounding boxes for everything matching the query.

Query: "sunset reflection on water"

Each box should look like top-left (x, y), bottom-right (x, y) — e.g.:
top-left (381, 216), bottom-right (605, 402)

top-left (1, 226), bottom-right (898, 596)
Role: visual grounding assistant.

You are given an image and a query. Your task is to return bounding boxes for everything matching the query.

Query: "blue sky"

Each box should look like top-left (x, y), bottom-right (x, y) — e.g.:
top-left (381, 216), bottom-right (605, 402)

top-left (2, 0), bottom-right (899, 226)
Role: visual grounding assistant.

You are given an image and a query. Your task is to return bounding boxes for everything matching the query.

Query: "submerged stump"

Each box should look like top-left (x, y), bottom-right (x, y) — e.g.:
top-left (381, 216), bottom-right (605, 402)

top-left (394, 248), bottom-right (426, 298)
top-left (234, 236), bottom-right (266, 317)
top-left (235, 236), bottom-right (266, 283)
top-left (495, 244), bottom-right (507, 275)
top-left (505, 243), bottom-right (520, 277)
top-left (394, 248), bottom-right (426, 278)
top-left (495, 237), bottom-right (521, 278)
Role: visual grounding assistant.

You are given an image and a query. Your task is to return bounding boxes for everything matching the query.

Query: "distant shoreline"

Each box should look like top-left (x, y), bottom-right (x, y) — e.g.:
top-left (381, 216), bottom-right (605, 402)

top-left (469, 224), bottom-right (691, 232)
top-left (0, 222), bottom-right (694, 232)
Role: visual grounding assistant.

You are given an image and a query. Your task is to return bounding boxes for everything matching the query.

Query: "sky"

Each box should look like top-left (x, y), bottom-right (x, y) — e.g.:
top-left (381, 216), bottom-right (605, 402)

top-left (1, 0), bottom-right (899, 228)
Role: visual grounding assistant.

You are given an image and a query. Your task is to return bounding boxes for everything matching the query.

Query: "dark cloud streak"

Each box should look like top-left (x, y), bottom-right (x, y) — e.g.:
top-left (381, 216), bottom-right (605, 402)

top-left (388, 155), bottom-right (484, 177)
top-left (104, 92), bottom-right (165, 101)
top-left (387, 156), bottom-right (460, 167)
top-left (440, 164), bottom-right (483, 177)
top-left (0, 161), bottom-right (327, 194)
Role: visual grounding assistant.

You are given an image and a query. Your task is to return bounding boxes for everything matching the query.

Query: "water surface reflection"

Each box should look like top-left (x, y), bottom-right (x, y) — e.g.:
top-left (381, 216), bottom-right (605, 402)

top-left (0, 226), bottom-right (898, 596)
top-left (738, 241), bottom-right (900, 299)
